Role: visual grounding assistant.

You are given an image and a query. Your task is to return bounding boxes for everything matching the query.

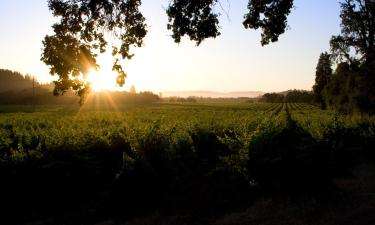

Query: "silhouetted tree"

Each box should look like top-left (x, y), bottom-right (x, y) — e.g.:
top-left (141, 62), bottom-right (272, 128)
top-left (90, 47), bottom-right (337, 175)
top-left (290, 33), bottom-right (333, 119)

top-left (243, 0), bottom-right (294, 46)
top-left (259, 93), bottom-right (285, 103)
top-left (313, 52), bottom-right (332, 109)
top-left (319, 0), bottom-right (375, 114)
top-left (260, 90), bottom-right (313, 103)
top-left (330, 0), bottom-right (375, 64)
top-left (167, 0), bottom-right (294, 46)
top-left (285, 90), bottom-right (313, 103)
top-left (166, 0), bottom-right (221, 45)
top-left (355, 59), bottom-right (375, 113)
top-left (42, 0), bottom-right (147, 102)
top-left (322, 62), bottom-right (357, 113)
top-left (42, 0), bottom-right (297, 101)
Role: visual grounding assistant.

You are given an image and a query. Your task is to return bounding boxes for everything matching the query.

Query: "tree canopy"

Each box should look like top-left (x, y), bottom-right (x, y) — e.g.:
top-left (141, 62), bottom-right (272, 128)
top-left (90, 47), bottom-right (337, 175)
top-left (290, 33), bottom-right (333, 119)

top-left (313, 52), bottom-right (332, 109)
top-left (42, 0), bottom-right (147, 103)
top-left (330, 0), bottom-right (375, 64)
top-left (313, 0), bottom-right (375, 114)
top-left (42, 0), bottom-right (295, 101)
top-left (243, 0), bottom-right (294, 46)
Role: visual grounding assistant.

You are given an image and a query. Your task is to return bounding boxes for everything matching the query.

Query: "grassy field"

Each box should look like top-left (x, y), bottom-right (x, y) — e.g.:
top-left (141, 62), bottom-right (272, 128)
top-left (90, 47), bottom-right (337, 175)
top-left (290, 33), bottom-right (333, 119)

top-left (1, 102), bottom-right (375, 225)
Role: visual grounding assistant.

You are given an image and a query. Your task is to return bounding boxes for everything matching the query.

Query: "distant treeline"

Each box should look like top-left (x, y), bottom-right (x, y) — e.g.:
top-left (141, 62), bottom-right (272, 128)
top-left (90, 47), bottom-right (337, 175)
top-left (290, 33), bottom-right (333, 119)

top-left (313, 53), bottom-right (375, 114)
top-left (85, 91), bottom-right (160, 105)
top-left (164, 96), bottom-right (261, 103)
top-left (0, 69), bottom-right (160, 105)
top-left (157, 92), bottom-right (312, 104)
top-left (166, 96), bottom-right (198, 103)
top-left (0, 87), bottom-right (78, 105)
top-left (0, 69), bottom-right (35, 92)
top-left (259, 90), bottom-right (313, 103)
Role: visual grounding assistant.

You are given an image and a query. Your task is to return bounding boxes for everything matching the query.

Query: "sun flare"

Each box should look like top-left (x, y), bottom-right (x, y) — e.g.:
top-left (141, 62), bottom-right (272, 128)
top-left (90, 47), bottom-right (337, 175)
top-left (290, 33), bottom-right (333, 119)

top-left (86, 69), bottom-right (121, 92)
top-left (84, 51), bottom-right (143, 93)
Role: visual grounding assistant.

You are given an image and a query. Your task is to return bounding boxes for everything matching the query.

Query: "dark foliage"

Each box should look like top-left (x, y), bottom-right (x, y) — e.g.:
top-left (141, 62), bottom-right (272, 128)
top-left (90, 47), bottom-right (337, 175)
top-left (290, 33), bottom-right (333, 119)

top-left (330, 0), bottom-right (375, 63)
top-left (322, 116), bottom-right (375, 170)
top-left (259, 90), bottom-right (313, 103)
top-left (313, 0), bottom-right (375, 114)
top-left (243, 0), bottom-right (294, 46)
top-left (285, 90), bottom-right (313, 103)
top-left (248, 114), bottom-right (332, 194)
top-left (313, 52), bottom-right (332, 109)
top-left (323, 62), bottom-right (359, 113)
top-left (109, 128), bottom-right (252, 220)
top-left (0, 139), bottom-right (129, 224)
top-left (259, 93), bottom-right (285, 103)
top-left (42, 0), bottom-right (147, 102)
top-left (319, 59), bottom-right (375, 114)
top-left (166, 0), bottom-right (221, 45)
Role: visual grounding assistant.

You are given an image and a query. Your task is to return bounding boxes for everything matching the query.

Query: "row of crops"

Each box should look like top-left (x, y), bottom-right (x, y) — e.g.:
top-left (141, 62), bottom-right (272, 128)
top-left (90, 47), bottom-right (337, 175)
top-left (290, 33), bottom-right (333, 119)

top-left (0, 103), bottom-right (280, 160)
top-left (0, 103), bottom-right (374, 224)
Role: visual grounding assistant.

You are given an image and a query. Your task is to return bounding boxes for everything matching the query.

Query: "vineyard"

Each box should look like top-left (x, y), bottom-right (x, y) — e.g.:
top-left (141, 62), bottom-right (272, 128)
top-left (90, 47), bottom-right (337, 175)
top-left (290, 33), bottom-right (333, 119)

top-left (1, 102), bottom-right (375, 225)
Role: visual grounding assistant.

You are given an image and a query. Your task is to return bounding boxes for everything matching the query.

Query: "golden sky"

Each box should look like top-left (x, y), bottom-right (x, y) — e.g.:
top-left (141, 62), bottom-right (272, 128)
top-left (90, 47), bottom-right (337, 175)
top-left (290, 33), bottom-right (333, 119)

top-left (0, 0), bottom-right (341, 93)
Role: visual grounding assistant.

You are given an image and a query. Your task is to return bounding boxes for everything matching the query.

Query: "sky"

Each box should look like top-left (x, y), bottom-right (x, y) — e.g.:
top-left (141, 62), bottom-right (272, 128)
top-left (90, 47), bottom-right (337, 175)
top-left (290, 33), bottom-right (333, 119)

top-left (0, 0), bottom-right (342, 93)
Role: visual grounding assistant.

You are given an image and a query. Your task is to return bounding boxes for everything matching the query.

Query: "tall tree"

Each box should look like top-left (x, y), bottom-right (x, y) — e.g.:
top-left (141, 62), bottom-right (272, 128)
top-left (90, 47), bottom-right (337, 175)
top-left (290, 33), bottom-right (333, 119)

top-left (328, 0), bottom-right (375, 114)
top-left (323, 62), bottom-right (359, 113)
top-left (313, 52), bottom-right (332, 109)
top-left (330, 0), bottom-right (375, 64)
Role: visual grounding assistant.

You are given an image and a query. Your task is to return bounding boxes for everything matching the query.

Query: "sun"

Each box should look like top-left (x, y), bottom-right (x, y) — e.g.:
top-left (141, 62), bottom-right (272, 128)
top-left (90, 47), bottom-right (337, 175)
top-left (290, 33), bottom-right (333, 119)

top-left (85, 51), bottom-right (141, 92)
top-left (86, 69), bottom-right (120, 92)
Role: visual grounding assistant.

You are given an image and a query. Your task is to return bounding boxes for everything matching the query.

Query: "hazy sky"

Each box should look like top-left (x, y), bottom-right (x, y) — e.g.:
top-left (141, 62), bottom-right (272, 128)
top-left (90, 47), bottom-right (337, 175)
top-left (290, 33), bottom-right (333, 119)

top-left (0, 0), bottom-right (341, 92)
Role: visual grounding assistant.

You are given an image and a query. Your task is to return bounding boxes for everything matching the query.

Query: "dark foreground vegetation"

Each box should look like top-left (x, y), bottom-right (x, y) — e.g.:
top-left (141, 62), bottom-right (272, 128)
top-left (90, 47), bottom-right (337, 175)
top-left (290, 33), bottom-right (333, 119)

top-left (1, 102), bottom-right (375, 225)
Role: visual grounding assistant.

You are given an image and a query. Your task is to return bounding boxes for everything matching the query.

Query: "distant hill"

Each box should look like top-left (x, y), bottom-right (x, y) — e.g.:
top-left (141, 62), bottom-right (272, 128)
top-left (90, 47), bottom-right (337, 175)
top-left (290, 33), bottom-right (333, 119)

top-left (162, 91), bottom-right (264, 98)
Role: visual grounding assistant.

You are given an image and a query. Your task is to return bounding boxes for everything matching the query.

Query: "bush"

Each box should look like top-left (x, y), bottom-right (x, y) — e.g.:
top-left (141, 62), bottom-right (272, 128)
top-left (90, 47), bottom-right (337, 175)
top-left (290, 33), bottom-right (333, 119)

top-left (248, 120), bottom-right (332, 194)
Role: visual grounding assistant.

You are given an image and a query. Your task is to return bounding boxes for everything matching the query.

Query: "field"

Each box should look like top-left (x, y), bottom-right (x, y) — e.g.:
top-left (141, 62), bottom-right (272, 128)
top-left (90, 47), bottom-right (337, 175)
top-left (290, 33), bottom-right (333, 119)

top-left (1, 102), bottom-right (375, 225)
